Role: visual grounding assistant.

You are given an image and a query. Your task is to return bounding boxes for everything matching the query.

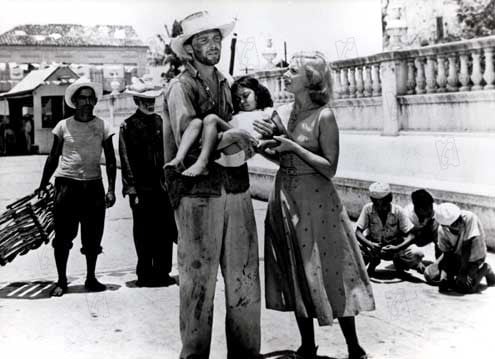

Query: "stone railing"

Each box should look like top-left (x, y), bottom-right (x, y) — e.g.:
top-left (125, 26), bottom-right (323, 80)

top-left (331, 35), bottom-right (495, 98)
top-left (242, 68), bottom-right (294, 104)
top-left (331, 59), bottom-right (383, 99)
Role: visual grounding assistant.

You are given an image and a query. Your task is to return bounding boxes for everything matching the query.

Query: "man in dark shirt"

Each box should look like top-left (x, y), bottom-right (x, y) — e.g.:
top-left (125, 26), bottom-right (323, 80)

top-left (163, 11), bottom-right (260, 359)
top-left (119, 80), bottom-right (177, 287)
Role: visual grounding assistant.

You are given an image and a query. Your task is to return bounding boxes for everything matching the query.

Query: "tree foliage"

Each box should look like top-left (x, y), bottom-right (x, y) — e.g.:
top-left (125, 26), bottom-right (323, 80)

top-left (457, 0), bottom-right (495, 38)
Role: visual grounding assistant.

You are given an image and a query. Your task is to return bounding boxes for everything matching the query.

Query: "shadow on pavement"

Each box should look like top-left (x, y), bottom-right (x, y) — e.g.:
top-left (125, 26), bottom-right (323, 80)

top-left (369, 267), bottom-right (426, 284)
top-left (0, 281), bottom-right (120, 299)
top-left (124, 274), bottom-right (179, 288)
top-left (67, 283), bottom-right (120, 294)
top-left (260, 349), bottom-right (338, 358)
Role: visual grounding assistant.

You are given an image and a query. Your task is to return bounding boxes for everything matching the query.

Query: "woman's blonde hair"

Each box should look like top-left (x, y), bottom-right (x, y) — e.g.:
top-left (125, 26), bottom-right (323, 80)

top-left (291, 51), bottom-right (331, 105)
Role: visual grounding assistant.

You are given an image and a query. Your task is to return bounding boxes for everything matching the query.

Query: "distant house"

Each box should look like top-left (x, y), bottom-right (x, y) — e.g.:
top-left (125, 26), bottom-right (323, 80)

top-left (0, 65), bottom-right (79, 154)
top-left (0, 24), bottom-right (148, 93)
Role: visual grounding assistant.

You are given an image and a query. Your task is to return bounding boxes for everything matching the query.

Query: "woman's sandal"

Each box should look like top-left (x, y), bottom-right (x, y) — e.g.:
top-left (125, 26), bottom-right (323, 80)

top-left (50, 282), bottom-right (68, 297)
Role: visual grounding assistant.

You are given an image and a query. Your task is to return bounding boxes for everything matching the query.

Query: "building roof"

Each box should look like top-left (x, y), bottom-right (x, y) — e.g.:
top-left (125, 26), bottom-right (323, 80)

top-left (0, 65), bottom-right (78, 98)
top-left (0, 24), bottom-right (147, 48)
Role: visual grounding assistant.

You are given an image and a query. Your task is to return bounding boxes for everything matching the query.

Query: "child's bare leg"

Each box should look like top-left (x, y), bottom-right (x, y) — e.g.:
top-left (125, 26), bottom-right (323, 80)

top-left (165, 119), bottom-right (202, 168)
top-left (183, 114), bottom-right (220, 177)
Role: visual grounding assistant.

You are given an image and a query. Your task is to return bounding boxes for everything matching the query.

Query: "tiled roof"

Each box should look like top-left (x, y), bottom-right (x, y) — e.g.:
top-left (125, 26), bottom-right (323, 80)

top-left (0, 24), bottom-right (147, 47)
top-left (1, 65), bottom-right (78, 97)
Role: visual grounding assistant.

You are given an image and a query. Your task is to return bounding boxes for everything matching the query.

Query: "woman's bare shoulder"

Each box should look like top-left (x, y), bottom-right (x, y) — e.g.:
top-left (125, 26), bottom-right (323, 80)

top-left (319, 106), bottom-right (335, 119)
top-left (318, 106), bottom-right (337, 127)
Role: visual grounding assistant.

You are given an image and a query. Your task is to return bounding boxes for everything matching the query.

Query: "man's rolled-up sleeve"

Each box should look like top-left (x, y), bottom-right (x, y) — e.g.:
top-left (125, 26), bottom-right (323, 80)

top-left (166, 80), bottom-right (197, 146)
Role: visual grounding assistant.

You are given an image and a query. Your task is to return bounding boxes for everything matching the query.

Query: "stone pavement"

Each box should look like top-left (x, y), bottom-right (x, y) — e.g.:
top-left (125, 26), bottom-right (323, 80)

top-left (0, 156), bottom-right (494, 359)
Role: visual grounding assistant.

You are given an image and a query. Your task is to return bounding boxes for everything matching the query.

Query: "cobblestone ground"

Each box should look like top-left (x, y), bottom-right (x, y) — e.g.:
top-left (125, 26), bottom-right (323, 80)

top-left (0, 156), bottom-right (493, 359)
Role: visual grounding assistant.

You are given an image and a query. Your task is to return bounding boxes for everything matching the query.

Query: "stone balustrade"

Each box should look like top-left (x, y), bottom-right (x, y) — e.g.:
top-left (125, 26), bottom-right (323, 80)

top-left (331, 59), bottom-right (383, 99)
top-left (238, 68), bottom-right (294, 104)
top-left (402, 36), bottom-right (495, 95)
top-left (331, 35), bottom-right (495, 98)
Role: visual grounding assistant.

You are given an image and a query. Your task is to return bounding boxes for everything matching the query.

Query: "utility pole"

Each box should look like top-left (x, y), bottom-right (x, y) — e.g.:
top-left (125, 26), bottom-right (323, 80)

top-left (229, 33), bottom-right (238, 75)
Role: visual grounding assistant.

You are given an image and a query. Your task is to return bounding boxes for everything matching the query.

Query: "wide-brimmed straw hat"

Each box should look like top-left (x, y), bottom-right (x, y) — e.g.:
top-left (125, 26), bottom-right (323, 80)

top-left (65, 77), bottom-right (102, 109)
top-left (125, 76), bottom-right (163, 98)
top-left (171, 11), bottom-right (235, 59)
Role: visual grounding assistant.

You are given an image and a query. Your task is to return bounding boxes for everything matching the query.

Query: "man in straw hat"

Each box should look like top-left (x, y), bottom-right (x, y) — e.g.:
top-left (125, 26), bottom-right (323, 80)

top-left (163, 11), bottom-right (260, 358)
top-left (434, 203), bottom-right (495, 293)
top-left (38, 77), bottom-right (116, 297)
top-left (118, 77), bottom-right (177, 287)
top-left (355, 182), bottom-right (426, 276)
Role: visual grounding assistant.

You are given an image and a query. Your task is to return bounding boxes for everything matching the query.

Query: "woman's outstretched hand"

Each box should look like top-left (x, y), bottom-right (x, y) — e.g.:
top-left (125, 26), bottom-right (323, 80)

top-left (253, 117), bottom-right (276, 138)
top-left (270, 135), bottom-right (298, 153)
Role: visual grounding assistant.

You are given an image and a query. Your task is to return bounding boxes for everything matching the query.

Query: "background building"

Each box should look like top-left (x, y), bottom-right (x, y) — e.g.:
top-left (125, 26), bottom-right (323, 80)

top-left (0, 24), bottom-right (148, 93)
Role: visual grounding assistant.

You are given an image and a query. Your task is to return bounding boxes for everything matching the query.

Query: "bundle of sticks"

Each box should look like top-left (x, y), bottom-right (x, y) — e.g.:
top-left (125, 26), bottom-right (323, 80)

top-left (0, 185), bottom-right (55, 266)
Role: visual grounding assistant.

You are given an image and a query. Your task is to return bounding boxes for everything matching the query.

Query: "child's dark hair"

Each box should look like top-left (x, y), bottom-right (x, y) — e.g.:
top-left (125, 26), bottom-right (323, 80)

top-left (411, 189), bottom-right (434, 207)
top-left (232, 76), bottom-right (273, 113)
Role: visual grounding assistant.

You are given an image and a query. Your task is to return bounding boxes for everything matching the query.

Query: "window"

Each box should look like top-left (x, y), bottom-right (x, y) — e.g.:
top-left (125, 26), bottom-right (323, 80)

top-left (436, 17), bottom-right (444, 40)
top-left (41, 96), bottom-right (66, 128)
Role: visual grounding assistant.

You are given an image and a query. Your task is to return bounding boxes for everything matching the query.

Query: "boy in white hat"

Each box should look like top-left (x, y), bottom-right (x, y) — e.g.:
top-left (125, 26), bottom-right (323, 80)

top-left (118, 77), bottom-right (177, 287)
top-left (163, 11), bottom-right (260, 359)
top-left (355, 182), bottom-right (426, 276)
top-left (435, 203), bottom-right (495, 293)
top-left (38, 77), bottom-right (116, 297)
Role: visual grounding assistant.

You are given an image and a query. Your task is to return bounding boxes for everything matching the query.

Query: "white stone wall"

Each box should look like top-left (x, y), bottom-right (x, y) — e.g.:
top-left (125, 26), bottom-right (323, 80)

top-left (382, 0), bottom-right (462, 50)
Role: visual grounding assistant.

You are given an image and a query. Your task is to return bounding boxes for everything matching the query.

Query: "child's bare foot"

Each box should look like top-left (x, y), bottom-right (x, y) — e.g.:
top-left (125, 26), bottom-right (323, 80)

top-left (182, 160), bottom-right (208, 177)
top-left (164, 158), bottom-right (182, 168)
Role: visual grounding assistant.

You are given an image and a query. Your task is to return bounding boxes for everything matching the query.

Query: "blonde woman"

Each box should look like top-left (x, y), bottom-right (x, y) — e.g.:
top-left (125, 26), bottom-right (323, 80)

top-left (256, 52), bottom-right (375, 359)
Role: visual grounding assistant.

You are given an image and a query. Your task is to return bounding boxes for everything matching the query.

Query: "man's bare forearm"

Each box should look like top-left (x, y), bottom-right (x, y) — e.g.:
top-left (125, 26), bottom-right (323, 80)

top-left (39, 156), bottom-right (58, 188)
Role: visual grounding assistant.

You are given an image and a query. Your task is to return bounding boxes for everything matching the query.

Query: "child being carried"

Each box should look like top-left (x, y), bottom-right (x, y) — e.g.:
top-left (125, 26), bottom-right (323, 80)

top-left (165, 76), bottom-right (285, 176)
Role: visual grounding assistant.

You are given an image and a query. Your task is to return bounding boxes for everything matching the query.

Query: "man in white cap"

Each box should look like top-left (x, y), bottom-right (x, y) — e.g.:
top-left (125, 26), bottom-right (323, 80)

top-left (163, 11), bottom-right (260, 359)
top-left (435, 203), bottom-right (495, 293)
top-left (119, 78), bottom-right (177, 287)
top-left (38, 77), bottom-right (116, 297)
top-left (355, 182), bottom-right (426, 276)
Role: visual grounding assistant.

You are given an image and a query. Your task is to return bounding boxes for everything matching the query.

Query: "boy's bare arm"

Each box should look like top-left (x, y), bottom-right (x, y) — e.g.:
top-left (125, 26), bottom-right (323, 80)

top-left (356, 227), bottom-right (380, 250)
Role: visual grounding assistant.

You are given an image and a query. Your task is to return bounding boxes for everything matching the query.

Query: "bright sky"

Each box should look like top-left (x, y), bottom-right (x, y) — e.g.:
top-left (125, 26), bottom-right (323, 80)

top-left (0, 0), bottom-right (383, 74)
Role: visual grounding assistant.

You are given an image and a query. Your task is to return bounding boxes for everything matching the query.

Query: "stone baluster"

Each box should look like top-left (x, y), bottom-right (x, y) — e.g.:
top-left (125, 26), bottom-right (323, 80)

top-left (372, 64), bottom-right (381, 96)
top-left (259, 77), bottom-right (269, 92)
top-left (436, 56), bottom-right (447, 92)
top-left (397, 60), bottom-right (409, 95)
top-left (272, 75), bottom-right (281, 102)
top-left (332, 69), bottom-right (342, 99)
top-left (363, 65), bottom-right (373, 97)
top-left (425, 56), bottom-right (436, 93)
top-left (355, 66), bottom-right (364, 97)
top-left (446, 54), bottom-right (458, 92)
top-left (340, 68), bottom-right (349, 99)
top-left (415, 58), bottom-right (426, 94)
top-left (459, 53), bottom-right (470, 91)
top-left (406, 60), bottom-right (416, 94)
top-left (348, 67), bottom-right (357, 98)
top-left (484, 48), bottom-right (495, 90)
top-left (278, 74), bottom-right (285, 100)
top-left (471, 50), bottom-right (483, 91)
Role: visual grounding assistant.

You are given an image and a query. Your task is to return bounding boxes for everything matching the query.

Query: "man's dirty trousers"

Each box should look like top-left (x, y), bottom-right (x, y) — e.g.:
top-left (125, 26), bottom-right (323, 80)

top-left (175, 188), bottom-right (261, 359)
